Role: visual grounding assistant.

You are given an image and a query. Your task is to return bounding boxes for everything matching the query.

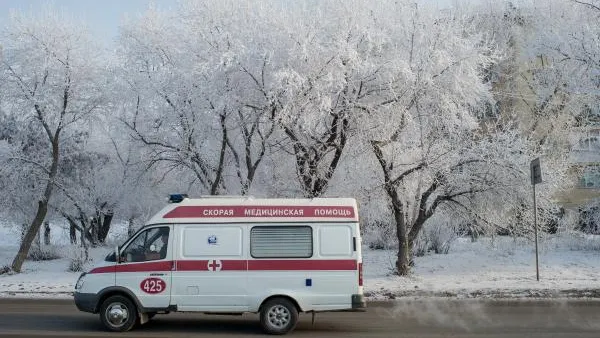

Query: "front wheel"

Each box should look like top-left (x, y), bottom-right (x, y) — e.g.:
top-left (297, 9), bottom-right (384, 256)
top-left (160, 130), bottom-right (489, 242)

top-left (260, 298), bottom-right (298, 335)
top-left (99, 295), bottom-right (138, 332)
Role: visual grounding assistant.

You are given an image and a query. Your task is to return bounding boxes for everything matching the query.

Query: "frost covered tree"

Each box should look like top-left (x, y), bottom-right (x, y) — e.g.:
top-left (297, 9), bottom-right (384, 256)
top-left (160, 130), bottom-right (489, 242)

top-left (52, 137), bottom-right (118, 246)
top-left (541, 0), bottom-right (600, 221)
top-left (117, 2), bottom-right (280, 196)
top-left (472, 0), bottom-right (600, 228)
top-left (547, 0), bottom-right (600, 124)
top-left (103, 121), bottom-right (166, 237)
top-left (268, 5), bottom-right (362, 198)
top-left (0, 11), bottom-right (106, 272)
top-left (346, 2), bottom-right (536, 275)
top-left (117, 9), bottom-right (228, 195)
top-left (0, 109), bottom-right (46, 233)
top-left (460, 1), bottom-right (574, 235)
top-left (237, 1), bottom-right (426, 198)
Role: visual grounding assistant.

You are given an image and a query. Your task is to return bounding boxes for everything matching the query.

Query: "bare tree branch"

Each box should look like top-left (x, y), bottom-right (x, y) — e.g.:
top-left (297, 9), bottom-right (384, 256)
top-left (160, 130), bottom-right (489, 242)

top-left (571, 0), bottom-right (600, 12)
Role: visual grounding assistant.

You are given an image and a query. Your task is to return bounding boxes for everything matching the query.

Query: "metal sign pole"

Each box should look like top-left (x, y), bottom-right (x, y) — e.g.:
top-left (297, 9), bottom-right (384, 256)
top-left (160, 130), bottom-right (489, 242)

top-left (530, 157), bottom-right (542, 282)
top-left (533, 182), bottom-right (539, 282)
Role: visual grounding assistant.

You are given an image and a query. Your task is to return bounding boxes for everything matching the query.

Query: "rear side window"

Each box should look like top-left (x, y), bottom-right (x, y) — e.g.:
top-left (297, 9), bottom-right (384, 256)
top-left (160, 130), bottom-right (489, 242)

top-left (319, 225), bottom-right (352, 256)
top-left (250, 226), bottom-right (312, 258)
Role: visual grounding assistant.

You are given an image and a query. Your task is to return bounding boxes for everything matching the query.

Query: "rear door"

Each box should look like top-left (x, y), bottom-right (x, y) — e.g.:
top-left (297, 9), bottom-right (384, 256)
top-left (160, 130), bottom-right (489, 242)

top-left (314, 224), bottom-right (358, 308)
top-left (117, 226), bottom-right (173, 309)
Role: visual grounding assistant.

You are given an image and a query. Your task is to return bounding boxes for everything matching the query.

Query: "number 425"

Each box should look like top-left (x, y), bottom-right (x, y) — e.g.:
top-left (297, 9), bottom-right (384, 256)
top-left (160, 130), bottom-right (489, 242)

top-left (141, 279), bottom-right (164, 293)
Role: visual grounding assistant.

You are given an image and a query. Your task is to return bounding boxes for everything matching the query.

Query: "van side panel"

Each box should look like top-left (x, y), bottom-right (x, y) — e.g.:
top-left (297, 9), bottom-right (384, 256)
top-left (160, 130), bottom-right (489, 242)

top-left (170, 224), bottom-right (248, 312)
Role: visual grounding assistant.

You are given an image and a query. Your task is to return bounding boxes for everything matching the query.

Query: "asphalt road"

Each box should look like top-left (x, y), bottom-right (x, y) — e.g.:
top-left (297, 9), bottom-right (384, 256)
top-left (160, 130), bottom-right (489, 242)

top-left (0, 298), bottom-right (599, 337)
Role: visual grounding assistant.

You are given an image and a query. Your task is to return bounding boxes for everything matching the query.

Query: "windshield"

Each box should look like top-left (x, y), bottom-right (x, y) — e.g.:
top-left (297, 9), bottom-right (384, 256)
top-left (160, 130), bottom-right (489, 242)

top-left (103, 226), bottom-right (147, 262)
top-left (105, 226), bottom-right (170, 263)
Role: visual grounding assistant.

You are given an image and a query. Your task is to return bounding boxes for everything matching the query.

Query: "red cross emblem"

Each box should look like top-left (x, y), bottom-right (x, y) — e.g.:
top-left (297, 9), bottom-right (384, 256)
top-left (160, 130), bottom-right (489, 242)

top-left (207, 259), bottom-right (222, 271)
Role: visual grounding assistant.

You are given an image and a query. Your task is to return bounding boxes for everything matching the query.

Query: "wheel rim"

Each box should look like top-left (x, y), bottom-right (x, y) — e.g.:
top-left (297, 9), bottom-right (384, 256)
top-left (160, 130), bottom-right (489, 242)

top-left (267, 305), bottom-right (291, 329)
top-left (105, 302), bottom-right (129, 327)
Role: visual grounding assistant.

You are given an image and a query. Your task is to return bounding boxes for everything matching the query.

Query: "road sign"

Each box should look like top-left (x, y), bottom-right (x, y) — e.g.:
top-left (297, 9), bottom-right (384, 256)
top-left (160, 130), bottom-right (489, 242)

top-left (530, 158), bottom-right (542, 185)
top-left (530, 157), bottom-right (542, 281)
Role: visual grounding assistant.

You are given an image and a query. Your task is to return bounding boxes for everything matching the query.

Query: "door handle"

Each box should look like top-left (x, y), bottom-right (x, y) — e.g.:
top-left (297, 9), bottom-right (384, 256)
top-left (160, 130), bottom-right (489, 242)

top-left (149, 273), bottom-right (166, 276)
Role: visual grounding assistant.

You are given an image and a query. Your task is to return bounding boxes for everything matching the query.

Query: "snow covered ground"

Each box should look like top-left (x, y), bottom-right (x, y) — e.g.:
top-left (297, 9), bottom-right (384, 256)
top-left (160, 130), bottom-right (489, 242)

top-left (1, 224), bottom-right (600, 300)
top-left (364, 235), bottom-right (600, 300)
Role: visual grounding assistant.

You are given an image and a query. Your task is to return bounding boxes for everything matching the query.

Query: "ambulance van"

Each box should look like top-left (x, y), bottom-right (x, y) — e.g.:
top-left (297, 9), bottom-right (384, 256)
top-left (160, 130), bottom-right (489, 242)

top-left (74, 195), bottom-right (366, 334)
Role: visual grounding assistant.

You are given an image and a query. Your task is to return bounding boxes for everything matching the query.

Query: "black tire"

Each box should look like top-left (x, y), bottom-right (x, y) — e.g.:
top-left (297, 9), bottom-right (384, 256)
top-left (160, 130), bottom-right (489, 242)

top-left (260, 297), bottom-right (299, 335)
top-left (99, 295), bottom-right (138, 332)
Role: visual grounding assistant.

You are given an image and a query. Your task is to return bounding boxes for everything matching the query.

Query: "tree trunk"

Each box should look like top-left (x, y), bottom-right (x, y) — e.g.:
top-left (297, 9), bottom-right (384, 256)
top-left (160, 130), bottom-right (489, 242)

top-left (396, 231), bottom-right (411, 275)
top-left (391, 193), bottom-right (411, 276)
top-left (20, 223), bottom-right (27, 244)
top-left (43, 221), bottom-right (50, 246)
top-left (90, 217), bottom-right (99, 247)
top-left (11, 128), bottom-right (60, 273)
top-left (35, 224), bottom-right (42, 249)
top-left (97, 212), bottom-right (113, 244)
top-left (210, 113), bottom-right (228, 195)
top-left (371, 140), bottom-right (412, 275)
top-left (80, 223), bottom-right (86, 248)
top-left (70, 221), bottom-right (77, 244)
top-left (82, 225), bottom-right (94, 244)
top-left (11, 200), bottom-right (49, 272)
top-left (470, 220), bottom-right (479, 242)
top-left (80, 220), bottom-right (90, 262)
top-left (128, 217), bottom-right (136, 237)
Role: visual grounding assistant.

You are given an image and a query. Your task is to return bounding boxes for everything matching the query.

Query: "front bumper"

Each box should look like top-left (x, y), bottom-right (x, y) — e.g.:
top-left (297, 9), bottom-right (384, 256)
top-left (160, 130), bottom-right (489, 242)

top-left (74, 292), bottom-right (99, 313)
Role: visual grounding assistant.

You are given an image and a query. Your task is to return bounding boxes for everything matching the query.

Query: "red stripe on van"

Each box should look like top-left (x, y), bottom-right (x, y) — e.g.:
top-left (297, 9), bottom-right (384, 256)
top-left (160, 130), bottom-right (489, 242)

top-left (89, 265), bottom-right (116, 274)
top-left (163, 206), bottom-right (356, 219)
top-left (90, 261), bottom-right (171, 274)
top-left (89, 259), bottom-right (356, 273)
top-left (115, 261), bottom-right (172, 273)
top-left (176, 260), bottom-right (247, 271)
top-left (248, 259), bottom-right (357, 271)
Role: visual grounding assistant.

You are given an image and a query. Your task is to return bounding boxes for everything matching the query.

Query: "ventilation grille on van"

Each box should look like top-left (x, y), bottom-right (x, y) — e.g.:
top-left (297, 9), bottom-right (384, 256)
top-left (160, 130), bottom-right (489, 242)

top-left (250, 226), bottom-right (312, 258)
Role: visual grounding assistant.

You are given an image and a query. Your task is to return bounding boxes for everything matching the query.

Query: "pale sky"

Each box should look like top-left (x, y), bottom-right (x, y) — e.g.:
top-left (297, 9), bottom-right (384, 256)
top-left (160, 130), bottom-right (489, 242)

top-left (0, 0), bottom-right (171, 44)
top-left (0, 0), bottom-right (483, 45)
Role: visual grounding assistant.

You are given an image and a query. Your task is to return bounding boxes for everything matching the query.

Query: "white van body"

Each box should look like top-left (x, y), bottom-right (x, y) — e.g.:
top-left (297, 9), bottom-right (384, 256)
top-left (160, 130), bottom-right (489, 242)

top-left (74, 196), bottom-right (366, 334)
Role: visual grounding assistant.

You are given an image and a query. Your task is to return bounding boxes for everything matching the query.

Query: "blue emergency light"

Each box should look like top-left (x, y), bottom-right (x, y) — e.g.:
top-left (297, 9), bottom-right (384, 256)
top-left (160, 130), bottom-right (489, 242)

top-left (168, 194), bottom-right (188, 203)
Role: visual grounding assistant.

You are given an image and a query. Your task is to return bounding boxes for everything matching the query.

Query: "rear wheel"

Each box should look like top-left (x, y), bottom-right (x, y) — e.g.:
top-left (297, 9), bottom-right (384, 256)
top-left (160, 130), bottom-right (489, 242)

top-left (260, 298), bottom-right (298, 335)
top-left (99, 295), bottom-right (138, 332)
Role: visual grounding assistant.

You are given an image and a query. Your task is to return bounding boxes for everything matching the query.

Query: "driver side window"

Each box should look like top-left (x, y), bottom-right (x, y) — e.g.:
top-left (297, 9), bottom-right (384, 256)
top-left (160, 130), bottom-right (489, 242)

top-left (121, 227), bottom-right (170, 263)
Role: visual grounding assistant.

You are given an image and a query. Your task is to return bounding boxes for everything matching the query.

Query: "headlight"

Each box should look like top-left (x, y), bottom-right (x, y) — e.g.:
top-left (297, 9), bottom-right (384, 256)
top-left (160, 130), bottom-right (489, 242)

top-left (75, 273), bottom-right (86, 290)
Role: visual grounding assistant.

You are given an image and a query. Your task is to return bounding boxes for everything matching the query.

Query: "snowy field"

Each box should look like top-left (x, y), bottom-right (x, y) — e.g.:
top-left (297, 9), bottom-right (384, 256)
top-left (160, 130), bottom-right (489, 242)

top-left (364, 235), bottom-right (600, 300)
top-left (1, 225), bottom-right (600, 300)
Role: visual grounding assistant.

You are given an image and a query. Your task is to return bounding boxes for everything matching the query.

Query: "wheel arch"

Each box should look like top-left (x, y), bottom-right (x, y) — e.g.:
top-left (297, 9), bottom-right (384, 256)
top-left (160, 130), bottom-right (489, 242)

top-left (95, 287), bottom-right (142, 313)
top-left (259, 294), bottom-right (303, 313)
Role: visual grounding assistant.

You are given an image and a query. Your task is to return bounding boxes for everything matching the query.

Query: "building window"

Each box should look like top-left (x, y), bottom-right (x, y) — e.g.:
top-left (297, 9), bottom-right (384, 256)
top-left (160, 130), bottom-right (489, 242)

top-left (578, 136), bottom-right (600, 151)
top-left (580, 165), bottom-right (600, 188)
top-left (250, 226), bottom-right (312, 258)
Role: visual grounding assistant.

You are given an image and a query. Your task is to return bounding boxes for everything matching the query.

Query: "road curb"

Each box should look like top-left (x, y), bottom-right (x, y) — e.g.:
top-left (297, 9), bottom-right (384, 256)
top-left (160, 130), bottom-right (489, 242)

top-left (3, 288), bottom-right (600, 301)
top-left (364, 288), bottom-right (600, 300)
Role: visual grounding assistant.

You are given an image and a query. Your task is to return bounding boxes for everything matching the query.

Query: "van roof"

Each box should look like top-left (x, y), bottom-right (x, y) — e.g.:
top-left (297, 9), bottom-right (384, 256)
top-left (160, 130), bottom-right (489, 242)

top-left (146, 196), bottom-right (359, 224)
